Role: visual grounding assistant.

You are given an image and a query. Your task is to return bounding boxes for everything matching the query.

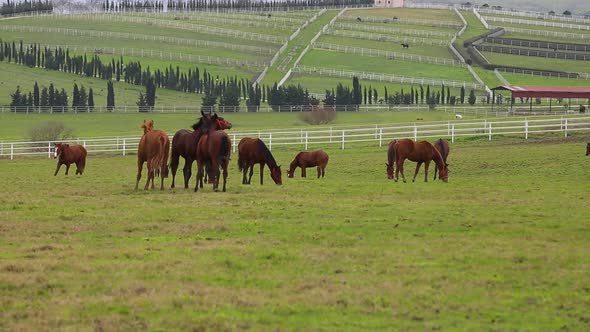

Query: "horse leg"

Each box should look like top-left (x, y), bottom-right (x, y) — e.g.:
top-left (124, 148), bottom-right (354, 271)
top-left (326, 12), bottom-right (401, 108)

top-left (170, 152), bottom-right (179, 188)
top-left (183, 158), bottom-right (192, 189)
top-left (433, 166), bottom-right (438, 181)
top-left (242, 165), bottom-right (248, 184)
top-left (322, 166), bottom-right (326, 178)
top-left (260, 163), bottom-right (265, 185)
top-left (412, 162), bottom-right (422, 182)
top-left (248, 165), bottom-right (254, 184)
top-left (424, 161), bottom-right (430, 182)
top-left (135, 160), bottom-right (143, 190)
top-left (317, 166), bottom-right (321, 178)
top-left (65, 163), bottom-right (70, 175)
top-left (195, 162), bottom-right (203, 192)
top-left (301, 167), bottom-right (306, 178)
top-left (54, 162), bottom-right (62, 176)
top-left (222, 163), bottom-right (228, 192)
top-left (399, 160), bottom-right (407, 183)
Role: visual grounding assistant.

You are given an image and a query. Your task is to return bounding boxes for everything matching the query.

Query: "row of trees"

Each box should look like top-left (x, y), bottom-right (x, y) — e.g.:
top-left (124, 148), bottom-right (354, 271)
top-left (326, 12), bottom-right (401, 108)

top-left (9, 82), bottom-right (96, 111)
top-left (102, 0), bottom-right (372, 12)
top-left (0, 0), bottom-right (52, 16)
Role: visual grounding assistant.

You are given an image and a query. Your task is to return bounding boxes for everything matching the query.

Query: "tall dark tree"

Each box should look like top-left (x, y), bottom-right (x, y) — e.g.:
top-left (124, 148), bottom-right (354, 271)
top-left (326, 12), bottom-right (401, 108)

top-left (33, 81), bottom-right (40, 107)
top-left (88, 88), bottom-right (94, 111)
top-left (352, 76), bottom-right (361, 105)
top-left (107, 80), bottom-right (115, 111)
top-left (460, 86), bottom-right (465, 104)
top-left (468, 89), bottom-right (476, 105)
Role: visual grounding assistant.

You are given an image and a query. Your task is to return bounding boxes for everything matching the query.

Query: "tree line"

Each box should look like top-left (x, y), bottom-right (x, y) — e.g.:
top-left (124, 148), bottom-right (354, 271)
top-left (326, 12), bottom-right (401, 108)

top-left (101, 0), bottom-right (372, 12)
top-left (0, 0), bottom-right (52, 16)
top-left (10, 82), bottom-right (96, 111)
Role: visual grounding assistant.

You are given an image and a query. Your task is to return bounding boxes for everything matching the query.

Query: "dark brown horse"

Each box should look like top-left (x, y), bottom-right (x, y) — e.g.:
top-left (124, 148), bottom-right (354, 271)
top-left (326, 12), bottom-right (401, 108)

top-left (54, 143), bottom-right (87, 176)
top-left (237, 138), bottom-right (282, 185)
top-left (135, 119), bottom-right (170, 190)
top-left (433, 138), bottom-right (450, 180)
top-left (195, 115), bottom-right (232, 192)
top-left (386, 139), bottom-right (448, 183)
top-left (286, 150), bottom-right (329, 178)
top-left (170, 112), bottom-right (232, 189)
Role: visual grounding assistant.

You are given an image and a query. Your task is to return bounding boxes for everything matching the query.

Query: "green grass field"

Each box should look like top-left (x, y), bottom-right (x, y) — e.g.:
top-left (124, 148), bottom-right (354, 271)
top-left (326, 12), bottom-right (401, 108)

top-left (1, 131), bottom-right (589, 330)
top-left (481, 51), bottom-right (590, 74)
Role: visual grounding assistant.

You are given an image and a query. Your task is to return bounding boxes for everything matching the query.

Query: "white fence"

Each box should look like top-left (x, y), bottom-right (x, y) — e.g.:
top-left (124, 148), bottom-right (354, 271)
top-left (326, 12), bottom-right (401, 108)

top-left (0, 24), bottom-right (276, 55)
top-left (491, 25), bottom-right (590, 41)
top-left (292, 65), bottom-right (483, 89)
top-left (472, 8), bottom-right (489, 29)
top-left (340, 15), bottom-right (462, 28)
top-left (313, 42), bottom-right (463, 66)
top-left (324, 29), bottom-right (449, 46)
top-left (477, 8), bottom-right (590, 25)
top-left (476, 45), bottom-right (590, 61)
top-left (483, 15), bottom-right (590, 31)
top-left (331, 22), bottom-right (454, 38)
top-left (497, 68), bottom-right (590, 80)
top-left (3, 116), bottom-right (589, 160)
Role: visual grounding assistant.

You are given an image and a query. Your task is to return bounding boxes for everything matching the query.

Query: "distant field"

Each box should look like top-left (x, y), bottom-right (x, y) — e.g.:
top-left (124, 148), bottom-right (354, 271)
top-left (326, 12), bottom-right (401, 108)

top-left (499, 72), bottom-right (590, 87)
top-left (344, 8), bottom-right (461, 22)
top-left (481, 51), bottom-right (590, 74)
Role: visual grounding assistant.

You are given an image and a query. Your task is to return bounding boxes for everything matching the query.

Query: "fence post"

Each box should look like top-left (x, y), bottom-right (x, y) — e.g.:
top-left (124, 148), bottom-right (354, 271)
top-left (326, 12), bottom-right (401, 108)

top-left (489, 122), bottom-right (492, 141)
top-left (305, 131), bottom-right (308, 150)
top-left (451, 124), bottom-right (455, 143)
top-left (123, 139), bottom-right (126, 156)
top-left (564, 118), bottom-right (568, 137)
top-left (232, 134), bottom-right (237, 153)
top-left (414, 125), bottom-right (418, 141)
top-left (341, 130), bottom-right (345, 150)
top-left (379, 128), bottom-right (383, 147)
top-left (525, 119), bottom-right (528, 139)
top-left (11, 143), bottom-right (14, 160)
top-left (48, 142), bottom-right (52, 158)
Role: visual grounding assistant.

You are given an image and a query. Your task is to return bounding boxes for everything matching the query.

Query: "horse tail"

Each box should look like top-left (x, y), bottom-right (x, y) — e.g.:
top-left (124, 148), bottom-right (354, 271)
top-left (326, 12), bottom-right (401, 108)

top-left (219, 134), bottom-right (231, 163)
top-left (154, 134), bottom-right (168, 178)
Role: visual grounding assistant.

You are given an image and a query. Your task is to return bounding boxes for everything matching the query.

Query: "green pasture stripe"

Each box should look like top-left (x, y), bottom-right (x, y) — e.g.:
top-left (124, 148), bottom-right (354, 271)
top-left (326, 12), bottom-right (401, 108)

top-left (481, 51), bottom-right (590, 74)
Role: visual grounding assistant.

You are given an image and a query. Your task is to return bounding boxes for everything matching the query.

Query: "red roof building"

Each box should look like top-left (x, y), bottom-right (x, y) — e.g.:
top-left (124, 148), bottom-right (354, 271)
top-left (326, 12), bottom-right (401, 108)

top-left (491, 85), bottom-right (590, 111)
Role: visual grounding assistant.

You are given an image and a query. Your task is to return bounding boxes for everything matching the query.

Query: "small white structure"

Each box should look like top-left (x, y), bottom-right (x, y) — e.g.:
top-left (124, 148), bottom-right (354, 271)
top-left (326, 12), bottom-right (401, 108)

top-left (455, 114), bottom-right (463, 119)
top-left (374, 0), bottom-right (404, 8)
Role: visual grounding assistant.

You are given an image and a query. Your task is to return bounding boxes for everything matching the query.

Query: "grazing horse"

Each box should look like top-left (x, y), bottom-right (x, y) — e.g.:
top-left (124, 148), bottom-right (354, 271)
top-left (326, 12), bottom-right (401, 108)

top-left (195, 115), bottom-right (232, 192)
top-left (135, 119), bottom-right (170, 190)
top-left (53, 143), bottom-right (87, 176)
top-left (170, 111), bottom-right (232, 189)
top-left (286, 150), bottom-right (329, 178)
top-left (387, 139), bottom-right (448, 183)
top-left (237, 138), bottom-right (282, 185)
top-left (586, 143), bottom-right (590, 156)
top-left (433, 139), bottom-right (450, 180)
top-left (401, 43), bottom-right (410, 49)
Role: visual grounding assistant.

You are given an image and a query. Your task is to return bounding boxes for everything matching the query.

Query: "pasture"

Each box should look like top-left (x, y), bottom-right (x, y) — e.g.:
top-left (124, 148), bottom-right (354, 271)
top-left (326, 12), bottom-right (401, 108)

top-left (1, 133), bottom-right (589, 330)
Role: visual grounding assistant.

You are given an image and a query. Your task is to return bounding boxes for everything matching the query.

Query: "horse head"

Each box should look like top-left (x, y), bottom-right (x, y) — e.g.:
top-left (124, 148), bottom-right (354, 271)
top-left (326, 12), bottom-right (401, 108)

top-left (192, 112), bottom-right (215, 133)
top-left (386, 162), bottom-right (394, 180)
top-left (439, 163), bottom-right (449, 183)
top-left (214, 114), bottom-right (232, 130)
top-left (140, 119), bottom-right (154, 134)
top-left (270, 165), bottom-right (282, 185)
top-left (54, 143), bottom-right (67, 159)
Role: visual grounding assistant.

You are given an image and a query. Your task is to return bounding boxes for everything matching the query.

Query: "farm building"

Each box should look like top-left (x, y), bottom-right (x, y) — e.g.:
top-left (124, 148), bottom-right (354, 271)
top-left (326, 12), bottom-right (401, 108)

top-left (374, 0), bottom-right (404, 8)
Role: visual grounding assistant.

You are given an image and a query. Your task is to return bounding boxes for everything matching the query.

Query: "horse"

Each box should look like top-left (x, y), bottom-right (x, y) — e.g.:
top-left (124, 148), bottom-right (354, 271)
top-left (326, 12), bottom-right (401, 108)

top-left (135, 119), bottom-right (170, 190)
top-left (195, 115), bottom-right (232, 192)
top-left (286, 150), bottom-right (329, 178)
top-left (433, 139), bottom-right (450, 180)
top-left (586, 143), bottom-right (590, 156)
top-left (386, 139), bottom-right (448, 183)
top-left (169, 111), bottom-right (232, 189)
top-left (53, 143), bottom-right (87, 176)
top-left (237, 138), bottom-right (282, 185)
top-left (401, 43), bottom-right (410, 49)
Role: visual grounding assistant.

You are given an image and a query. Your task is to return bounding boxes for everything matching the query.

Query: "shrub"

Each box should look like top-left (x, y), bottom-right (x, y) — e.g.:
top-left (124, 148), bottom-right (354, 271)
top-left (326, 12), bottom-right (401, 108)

top-left (299, 108), bottom-right (337, 125)
top-left (28, 121), bottom-right (75, 142)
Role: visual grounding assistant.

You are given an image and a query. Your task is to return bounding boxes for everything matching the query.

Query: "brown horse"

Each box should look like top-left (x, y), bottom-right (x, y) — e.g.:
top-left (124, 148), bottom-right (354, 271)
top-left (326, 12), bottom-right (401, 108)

top-left (286, 150), bottom-right (329, 178)
top-left (586, 143), bottom-right (590, 156)
top-left (237, 138), bottom-right (282, 185)
top-left (135, 119), bottom-right (170, 190)
top-left (195, 115), bottom-right (232, 192)
top-left (387, 139), bottom-right (448, 183)
top-left (54, 143), bottom-right (87, 176)
top-left (433, 138), bottom-right (450, 180)
top-left (170, 112), bottom-right (232, 189)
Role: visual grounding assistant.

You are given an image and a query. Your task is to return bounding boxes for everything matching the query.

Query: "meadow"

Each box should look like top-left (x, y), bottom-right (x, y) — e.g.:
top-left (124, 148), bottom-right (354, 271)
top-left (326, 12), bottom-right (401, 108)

top-left (1, 128), bottom-right (589, 330)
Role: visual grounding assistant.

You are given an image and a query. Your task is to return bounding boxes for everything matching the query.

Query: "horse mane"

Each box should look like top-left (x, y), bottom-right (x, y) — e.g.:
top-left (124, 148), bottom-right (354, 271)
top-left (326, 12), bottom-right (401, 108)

top-left (431, 143), bottom-right (445, 169)
top-left (437, 139), bottom-right (448, 160)
top-left (191, 117), bottom-right (205, 131)
top-left (257, 139), bottom-right (277, 168)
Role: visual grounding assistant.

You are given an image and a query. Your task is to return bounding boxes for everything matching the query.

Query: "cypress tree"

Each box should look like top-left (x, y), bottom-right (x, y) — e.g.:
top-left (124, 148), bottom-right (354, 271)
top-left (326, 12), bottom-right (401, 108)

top-left (88, 88), bottom-right (94, 111)
top-left (33, 81), bottom-right (40, 107)
top-left (107, 80), bottom-right (115, 111)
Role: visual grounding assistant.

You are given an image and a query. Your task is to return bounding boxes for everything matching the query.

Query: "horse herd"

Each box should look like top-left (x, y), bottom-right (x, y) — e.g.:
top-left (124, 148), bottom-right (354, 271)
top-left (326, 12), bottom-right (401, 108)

top-left (52, 112), bottom-right (453, 190)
